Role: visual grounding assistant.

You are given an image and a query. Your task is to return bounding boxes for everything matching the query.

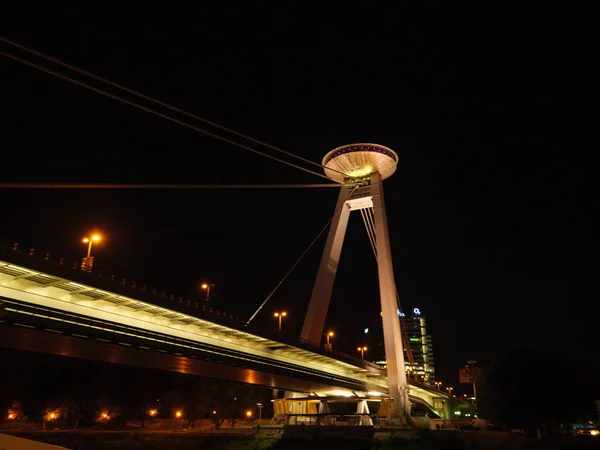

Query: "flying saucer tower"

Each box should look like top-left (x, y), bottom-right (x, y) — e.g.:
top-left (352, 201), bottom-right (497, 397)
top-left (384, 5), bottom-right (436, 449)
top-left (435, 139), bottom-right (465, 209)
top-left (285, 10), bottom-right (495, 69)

top-left (301, 143), bottom-right (409, 422)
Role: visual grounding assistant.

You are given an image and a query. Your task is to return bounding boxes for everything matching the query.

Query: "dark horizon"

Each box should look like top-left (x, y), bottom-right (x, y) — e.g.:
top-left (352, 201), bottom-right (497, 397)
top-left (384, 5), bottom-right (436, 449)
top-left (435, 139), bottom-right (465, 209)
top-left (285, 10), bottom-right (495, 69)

top-left (0, 5), bottom-right (597, 391)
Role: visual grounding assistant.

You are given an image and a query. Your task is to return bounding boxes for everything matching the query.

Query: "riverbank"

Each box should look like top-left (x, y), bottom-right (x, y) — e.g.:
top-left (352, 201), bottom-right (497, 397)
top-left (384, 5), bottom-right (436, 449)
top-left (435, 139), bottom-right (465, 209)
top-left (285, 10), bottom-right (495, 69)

top-left (3, 428), bottom-right (598, 450)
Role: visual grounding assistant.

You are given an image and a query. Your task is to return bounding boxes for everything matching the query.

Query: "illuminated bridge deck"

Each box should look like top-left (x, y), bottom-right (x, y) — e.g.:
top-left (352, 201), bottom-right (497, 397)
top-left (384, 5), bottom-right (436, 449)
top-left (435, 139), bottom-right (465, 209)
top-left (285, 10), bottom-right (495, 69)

top-left (0, 251), bottom-right (448, 410)
top-left (0, 257), bottom-right (387, 391)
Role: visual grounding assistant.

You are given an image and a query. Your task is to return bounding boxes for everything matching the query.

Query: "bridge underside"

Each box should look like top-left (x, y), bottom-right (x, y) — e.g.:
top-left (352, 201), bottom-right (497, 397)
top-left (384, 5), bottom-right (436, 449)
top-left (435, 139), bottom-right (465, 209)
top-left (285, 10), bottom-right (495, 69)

top-left (0, 254), bottom-right (452, 414)
top-left (0, 324), bottom-right (337, 393)
top-left (0, 324), bottom-right (443, 416)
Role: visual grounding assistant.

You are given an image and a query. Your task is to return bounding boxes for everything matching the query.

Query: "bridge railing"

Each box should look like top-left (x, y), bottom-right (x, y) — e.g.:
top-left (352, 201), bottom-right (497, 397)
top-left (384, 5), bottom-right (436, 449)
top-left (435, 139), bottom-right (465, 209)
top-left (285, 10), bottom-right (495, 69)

top-left (0, 237), bottom-right (245, 327)
top-left (0, 237), bottom-right (385, 371)
top-left (297, 337), bottom-right (383, 371)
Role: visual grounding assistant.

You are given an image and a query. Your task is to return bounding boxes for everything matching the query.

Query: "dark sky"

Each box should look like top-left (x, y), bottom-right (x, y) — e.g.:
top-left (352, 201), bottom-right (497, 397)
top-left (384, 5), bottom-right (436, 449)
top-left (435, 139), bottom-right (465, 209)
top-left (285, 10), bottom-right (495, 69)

top-left (0, 6), bottom-right (597, 388)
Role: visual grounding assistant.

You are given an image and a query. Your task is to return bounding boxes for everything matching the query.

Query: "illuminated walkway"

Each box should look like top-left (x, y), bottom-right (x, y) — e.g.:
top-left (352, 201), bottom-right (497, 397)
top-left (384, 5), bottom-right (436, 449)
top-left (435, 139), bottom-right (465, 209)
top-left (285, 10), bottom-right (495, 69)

top-left (0, 257), bottom-right (449, 413)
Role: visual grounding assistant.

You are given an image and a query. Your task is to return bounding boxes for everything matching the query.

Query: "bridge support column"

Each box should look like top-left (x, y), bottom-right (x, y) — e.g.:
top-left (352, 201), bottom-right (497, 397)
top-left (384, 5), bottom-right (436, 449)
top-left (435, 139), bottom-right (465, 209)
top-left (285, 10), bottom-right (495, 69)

top-left (301, 185), bottom-right (352, 344)
top-left (318, 401), bottom-right (331, 415)
top-left (371, 172), bottom-right (409, 423)
top-left (356, 400), bottom-right (373, 426)
top-left (300, 172), bottom-right (409, 423)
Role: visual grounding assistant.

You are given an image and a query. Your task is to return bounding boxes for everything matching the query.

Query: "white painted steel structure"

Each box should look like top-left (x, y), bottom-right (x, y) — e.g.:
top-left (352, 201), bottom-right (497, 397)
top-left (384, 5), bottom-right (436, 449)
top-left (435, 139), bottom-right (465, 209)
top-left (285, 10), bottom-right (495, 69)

top-left (301, 143), bottom-right (410, 423)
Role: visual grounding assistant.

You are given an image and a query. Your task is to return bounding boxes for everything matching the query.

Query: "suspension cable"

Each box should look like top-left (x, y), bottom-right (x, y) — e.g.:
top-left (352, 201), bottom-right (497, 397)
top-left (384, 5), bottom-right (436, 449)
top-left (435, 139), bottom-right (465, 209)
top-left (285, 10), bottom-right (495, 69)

top-left (366, 207), bottom-right (377, 244)
top-left (245, 185), bottom-right (363, 326)
top-left (0, 36), bottom-right (350, 180)
top-left (0, 48), bottom-right (341, 184)
top-left (0, 183), bottom-right (340, 189)
top-left (397, 291), bottom-right (418, 381)
top-left (360, 208), bottom-right (377, 257)
top-left (359, 205), bottom-right (418, 381)
top-left (366, 207), bottom-right (378, 254)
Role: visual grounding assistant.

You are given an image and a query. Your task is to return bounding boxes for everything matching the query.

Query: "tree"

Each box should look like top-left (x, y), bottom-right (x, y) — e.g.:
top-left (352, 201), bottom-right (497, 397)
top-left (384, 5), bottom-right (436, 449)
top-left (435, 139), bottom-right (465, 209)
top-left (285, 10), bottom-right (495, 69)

top-left (178, 378), bottom-right (260, 429)
top-left (477, 348), bottom-right (593, 429)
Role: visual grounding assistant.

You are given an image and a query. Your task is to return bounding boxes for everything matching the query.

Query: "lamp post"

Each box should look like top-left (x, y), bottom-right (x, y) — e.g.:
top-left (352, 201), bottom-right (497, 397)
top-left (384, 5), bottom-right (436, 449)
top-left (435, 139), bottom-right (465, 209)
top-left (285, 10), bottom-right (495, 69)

top-left (81, 234), bottom-right (101, 272)
top-left (201, 283), bottom-right (215, 305)
top-left (175, 410), bottom-right (182, 431)
top-left (357, 346), bottom-right (367, 362)
top-left (435, 381), bottom-right (442, 391)
top-left (447, 387), bottom-right (454, 397)
top-left (273, 311), bottom-right (287, 331)
top-left (326, 331), bottom-right (334, 345)
top-left (256, 403), bottom-right (263, 424)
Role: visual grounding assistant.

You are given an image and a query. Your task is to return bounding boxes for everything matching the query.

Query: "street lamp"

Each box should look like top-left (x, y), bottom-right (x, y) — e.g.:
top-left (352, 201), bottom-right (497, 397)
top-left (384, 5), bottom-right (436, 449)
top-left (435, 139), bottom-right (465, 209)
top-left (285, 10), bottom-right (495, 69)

top-left (245, 410), bottom-right (253, 419)
top-left (326, 331), bottom-right (334, 345)
top-left (201, 283), bottom-right (215, 304)
top-left (256, 403), bottom-right (263, 423)
top-left (175, 410), bottom-right (182, 431)
top-left (435, 381), bottom-right (442, 391)
top-left (81, 234), bottom-right (101, 272)
top-left (83, 234), bottom-right (101, 258)
top-left (273, 311), bottom-right (287, 331)
top-left (357, 346), bottom-right (367, 362)
top-left (447, 387), bottom-right (454, 396)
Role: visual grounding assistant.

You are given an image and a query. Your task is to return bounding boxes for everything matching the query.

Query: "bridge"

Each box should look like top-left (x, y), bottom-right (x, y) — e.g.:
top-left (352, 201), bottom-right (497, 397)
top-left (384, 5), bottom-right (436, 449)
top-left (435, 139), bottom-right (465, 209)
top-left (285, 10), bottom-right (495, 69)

top-left (0, 245), bottom-right (456, 419)
top-left (0, 35), bottom-right (458, 424)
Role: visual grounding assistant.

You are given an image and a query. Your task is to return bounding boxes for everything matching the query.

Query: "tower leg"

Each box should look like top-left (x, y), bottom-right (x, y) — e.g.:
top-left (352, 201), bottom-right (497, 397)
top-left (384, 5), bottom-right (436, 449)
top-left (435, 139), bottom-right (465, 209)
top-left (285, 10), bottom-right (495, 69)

top-left (371, 172), bottom-right (409, 423)
top-left (301, 185), bottom-right (352, 344)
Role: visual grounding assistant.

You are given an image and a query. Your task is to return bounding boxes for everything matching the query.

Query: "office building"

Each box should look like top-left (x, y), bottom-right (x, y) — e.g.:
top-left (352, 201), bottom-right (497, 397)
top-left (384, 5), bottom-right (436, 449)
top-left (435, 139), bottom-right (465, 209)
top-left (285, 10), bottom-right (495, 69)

top-left (374, 308), bottom-right (436, 386)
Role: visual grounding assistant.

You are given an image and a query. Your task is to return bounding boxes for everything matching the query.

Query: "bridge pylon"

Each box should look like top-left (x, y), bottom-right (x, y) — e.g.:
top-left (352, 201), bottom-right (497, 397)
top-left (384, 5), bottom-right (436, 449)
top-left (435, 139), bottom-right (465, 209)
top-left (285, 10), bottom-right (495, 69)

top-left (301, 144), bottom-right (409, 423)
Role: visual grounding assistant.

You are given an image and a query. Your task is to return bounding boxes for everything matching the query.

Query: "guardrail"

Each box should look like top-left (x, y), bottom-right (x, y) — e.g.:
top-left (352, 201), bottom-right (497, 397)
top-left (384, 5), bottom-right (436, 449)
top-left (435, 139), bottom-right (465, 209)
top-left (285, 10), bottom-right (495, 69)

top-left (0, 237), bottom-right (243, 323)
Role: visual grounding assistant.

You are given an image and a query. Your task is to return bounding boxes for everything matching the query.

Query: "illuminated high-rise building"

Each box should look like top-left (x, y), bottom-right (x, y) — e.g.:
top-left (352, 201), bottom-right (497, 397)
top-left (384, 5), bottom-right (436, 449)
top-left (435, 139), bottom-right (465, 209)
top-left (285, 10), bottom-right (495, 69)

top-left (373, 308), bottom-right (436, 386)
top-left (401, 308), bottom-right (436, 385)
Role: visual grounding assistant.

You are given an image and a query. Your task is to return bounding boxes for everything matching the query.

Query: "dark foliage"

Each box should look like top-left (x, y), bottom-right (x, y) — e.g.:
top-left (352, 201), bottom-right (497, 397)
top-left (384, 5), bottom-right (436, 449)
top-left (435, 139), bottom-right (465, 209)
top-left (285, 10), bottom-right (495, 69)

top-left (477, 348), bottom-right (595, 428)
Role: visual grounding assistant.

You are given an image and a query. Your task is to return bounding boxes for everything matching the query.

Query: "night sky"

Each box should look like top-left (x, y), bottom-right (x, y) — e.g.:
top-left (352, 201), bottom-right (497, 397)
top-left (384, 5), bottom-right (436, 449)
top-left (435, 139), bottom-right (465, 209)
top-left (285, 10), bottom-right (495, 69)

top-left (0, 6), bottom-right (597, 388)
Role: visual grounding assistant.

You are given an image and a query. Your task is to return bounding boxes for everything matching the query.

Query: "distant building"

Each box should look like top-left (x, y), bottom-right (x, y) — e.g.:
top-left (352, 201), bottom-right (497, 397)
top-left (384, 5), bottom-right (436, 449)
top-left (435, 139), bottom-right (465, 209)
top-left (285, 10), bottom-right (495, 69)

top-left (374, 308), bottom-right (436, 386)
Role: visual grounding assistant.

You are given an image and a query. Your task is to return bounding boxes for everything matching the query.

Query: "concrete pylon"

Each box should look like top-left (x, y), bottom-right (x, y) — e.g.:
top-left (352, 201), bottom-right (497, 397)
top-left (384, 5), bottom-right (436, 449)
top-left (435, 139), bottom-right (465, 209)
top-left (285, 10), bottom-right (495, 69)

top-left (300, 184), bottom-right (352, 343)
top-left (300, 172), bottom-right (409, 422)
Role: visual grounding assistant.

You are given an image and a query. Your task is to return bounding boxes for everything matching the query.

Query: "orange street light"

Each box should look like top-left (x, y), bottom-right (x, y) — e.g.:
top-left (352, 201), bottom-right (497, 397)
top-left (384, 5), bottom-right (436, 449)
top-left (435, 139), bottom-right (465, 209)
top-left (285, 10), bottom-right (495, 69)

top-left (48, 412), bottom-right (56, 420)
top-left (273, 311), bottom-right (287, 331)
top-left (326, 331), bottom-right (334, 345)
top-left (148, 409), bottom-right (158, 417)
top-left (245, 410), bottom-right (252, 418)
top-left (435, 381), bottom-right (442, 391)
top-left (82, 233), bottom-right (101, 272)
top-left (357, 346), bottom-right (368, 362)
top-left (7, 413), bottom-right (15, 420)
top-left (82, 234), bottom-right (101, 258)
top-left (201, 282), bottom-right (215, 303)
top-left (101, 411), bottom-right (109, 419)
top-left (175, 410), bottom-right (182, 431)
